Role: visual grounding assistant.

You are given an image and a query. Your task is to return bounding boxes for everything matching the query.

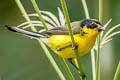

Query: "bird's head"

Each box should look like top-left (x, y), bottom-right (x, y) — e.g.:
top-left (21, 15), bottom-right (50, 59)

top-left (80, 19), bottom-right (104, 37)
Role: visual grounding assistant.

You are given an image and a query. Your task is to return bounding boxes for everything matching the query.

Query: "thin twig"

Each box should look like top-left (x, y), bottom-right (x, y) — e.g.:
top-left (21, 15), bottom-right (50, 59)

top-left (31, 0), bottom-right (48, 31)
top-left (96, 0), bottom-right (103, 80)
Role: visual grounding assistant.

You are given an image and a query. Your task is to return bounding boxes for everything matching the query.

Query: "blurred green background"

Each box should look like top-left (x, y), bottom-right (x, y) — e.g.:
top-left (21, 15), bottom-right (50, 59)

top-left (0, 0), bottom-right (120, 80)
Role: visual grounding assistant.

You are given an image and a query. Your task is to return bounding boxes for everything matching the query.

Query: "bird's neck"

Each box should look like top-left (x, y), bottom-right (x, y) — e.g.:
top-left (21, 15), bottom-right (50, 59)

top-left (83, 27), bottom-right (99, 38)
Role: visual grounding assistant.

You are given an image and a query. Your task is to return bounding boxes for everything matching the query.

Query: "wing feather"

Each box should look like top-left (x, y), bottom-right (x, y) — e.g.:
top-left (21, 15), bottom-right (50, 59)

top-left (42, 21), bottom-right (82, 35)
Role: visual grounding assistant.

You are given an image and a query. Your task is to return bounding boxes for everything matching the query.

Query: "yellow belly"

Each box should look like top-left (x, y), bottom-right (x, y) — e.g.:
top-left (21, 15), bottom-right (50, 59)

top-left (48, 34), bottom-right (97, 58)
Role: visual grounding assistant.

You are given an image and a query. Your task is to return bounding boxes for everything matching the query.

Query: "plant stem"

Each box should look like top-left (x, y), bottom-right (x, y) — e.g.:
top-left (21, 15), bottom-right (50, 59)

top-left (31, 0), bottom-right (48, 31)
top-left (31, 0), bottom-right (75, 79)
top-left (96, 21), bottom-right (101, 80)
top-left (96, 0), bottom-right (102, 80)
top-left (91, 49), bottom-right (96, 80)
top-left (81, 0), bottom-right (96, 80)
top-left (15, 0), bottom-right (36, 31)
top-left (15, 0), bottom-right (66, 79)
top-left (113, 61), bottom-right (120, 80)
top-left (81, 0), bottom-right (90, 19)
top-left (60, 0), bottom-right (85, 79)
top-left (99, 0), bottom-right (103, 23)
top-left (59, 57), bottom-right (75, 80)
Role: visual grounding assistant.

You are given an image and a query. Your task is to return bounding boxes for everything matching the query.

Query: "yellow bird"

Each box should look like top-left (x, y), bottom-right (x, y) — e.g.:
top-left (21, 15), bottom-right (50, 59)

top-left (5, 19), bottom-right (104, 70)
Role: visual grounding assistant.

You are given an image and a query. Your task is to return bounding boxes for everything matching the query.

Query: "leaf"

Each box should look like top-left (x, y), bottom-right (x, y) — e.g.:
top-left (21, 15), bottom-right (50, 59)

top-left (58, 7), bottom-right (65, 26)
top-left (28, 14), bottom-right (58, 27)
top-left (102, 24), bottom-right (120, 41)
top-left (101, 38), bottom-right (112, 46)
top-left (104, 31), bottom-right (120, 41)
top-left (101, 19), bottom-right (112, 38)
top-left (17, 21), bottom-right (44, 27)
top-left (38, 29), bottom-right (46, 32)
top-left (104, 19), bottom-right (112, 29)
top-left (22, 23), bottom-right (53, 29)
top-left (41, 11), bottom-right (61, 26)
top-left (16, 21), bottom-right (54, 29)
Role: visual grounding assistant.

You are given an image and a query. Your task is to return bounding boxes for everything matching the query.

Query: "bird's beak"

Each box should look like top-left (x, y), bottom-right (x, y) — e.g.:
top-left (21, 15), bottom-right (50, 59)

top-left (96, 27), bottom-right (105, 32)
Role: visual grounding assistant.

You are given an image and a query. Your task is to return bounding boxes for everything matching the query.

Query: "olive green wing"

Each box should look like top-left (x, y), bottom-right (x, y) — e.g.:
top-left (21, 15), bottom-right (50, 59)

top-left (42, 21), bottom-right (82, 35)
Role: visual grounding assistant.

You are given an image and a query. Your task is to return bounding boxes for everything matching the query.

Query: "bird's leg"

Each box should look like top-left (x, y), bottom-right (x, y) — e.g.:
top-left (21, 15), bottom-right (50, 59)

top-left (69, 43), bottom-right (86, 79)
top-left (56, 43), bottom-right (78, 51)
top-left (56, 44), bottom-right (72, 51)
top-left (68, 58), bottom-right (79, 70)
top-left (72, 44), bottom-right (78, 50)
top-left (68, 58), bottom-right (86, 79)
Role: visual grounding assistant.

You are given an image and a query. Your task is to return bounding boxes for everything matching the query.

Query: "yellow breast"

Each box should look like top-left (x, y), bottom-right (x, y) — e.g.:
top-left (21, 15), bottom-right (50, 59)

top-left (47, 32), bottom-right (98, 58)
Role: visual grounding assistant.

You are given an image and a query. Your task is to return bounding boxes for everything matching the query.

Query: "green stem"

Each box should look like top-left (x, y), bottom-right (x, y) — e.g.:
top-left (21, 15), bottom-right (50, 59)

top-left (99, 0), bottom-right (103, 23)
top-left (31, 0), bottom-right (74, 79)
top-left (80, 0), bottom-right (97, 80)
top-left (91, 49), bottom-right (96, 80)
top-left (59, 57), bottom-right (75, 80)
top-left (15, 0), bottom-right (65, 80)
top-left (80, 0), bottom-right (96, 80)
top-left (81, 0), bottom-right (90, 19)
top-left (60, 0), bottom-right (85, 80)
top-left (15, 0), bottom-right (36, 31)
top-left (96, 34), bottom-right (101, 80)
top-left (31, 0), bottom-right (48, 31)
top-left (81, 0), bottom-right (97, 80)
top-left (113, 61), bottom-right (120, 80)
top-left (96, 0), bottom-right (102, 80)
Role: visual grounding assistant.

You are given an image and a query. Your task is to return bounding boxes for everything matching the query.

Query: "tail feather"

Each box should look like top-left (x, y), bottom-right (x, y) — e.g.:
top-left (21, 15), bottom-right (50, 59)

top-left (5, 25), bottom-right (46, 38)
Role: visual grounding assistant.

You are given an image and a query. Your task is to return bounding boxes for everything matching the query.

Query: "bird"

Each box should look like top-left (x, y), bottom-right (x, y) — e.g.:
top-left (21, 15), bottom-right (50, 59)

top-left (5, 19), bottom-right (104, 72)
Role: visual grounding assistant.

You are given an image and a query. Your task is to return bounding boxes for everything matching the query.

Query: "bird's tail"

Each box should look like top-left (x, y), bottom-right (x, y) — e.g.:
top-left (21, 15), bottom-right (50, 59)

top-left (5, 25), bottom-right (46, 39)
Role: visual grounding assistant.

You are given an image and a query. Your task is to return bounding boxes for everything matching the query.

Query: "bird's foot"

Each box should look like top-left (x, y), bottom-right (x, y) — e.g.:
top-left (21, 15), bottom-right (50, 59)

top-left (72, 44), bottom-right (78, 50)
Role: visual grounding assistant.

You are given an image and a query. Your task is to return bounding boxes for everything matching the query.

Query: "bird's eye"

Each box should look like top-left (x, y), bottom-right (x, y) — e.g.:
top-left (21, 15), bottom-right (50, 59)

top-left (91, 22), bottom-right (96, 25)
top-left (91, 22), bottom-right (97, 28)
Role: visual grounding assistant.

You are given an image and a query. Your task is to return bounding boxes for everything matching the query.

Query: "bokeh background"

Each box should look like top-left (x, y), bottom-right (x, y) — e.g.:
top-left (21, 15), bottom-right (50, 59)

top-left (0, 0), bottom-right (120, 80)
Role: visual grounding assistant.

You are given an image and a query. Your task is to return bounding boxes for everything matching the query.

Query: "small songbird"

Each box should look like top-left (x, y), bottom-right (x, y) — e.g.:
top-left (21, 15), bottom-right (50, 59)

top-left (5, 19), bottom-right (104, 71)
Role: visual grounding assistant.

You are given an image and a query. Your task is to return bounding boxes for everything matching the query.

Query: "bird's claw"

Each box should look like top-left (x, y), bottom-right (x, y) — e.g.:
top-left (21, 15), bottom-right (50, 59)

top-left (72, 44), bottom-right (78, 50)
top-left (80, 73), bottom-right (86, 79)
top-left (56, 47), bottom-right (62, 51)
